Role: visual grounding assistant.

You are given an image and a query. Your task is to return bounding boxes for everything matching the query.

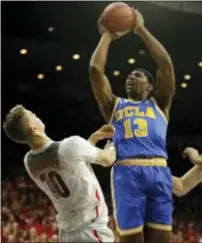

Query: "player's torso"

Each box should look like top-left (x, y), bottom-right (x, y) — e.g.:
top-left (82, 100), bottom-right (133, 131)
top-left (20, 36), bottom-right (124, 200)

top-left (25, 142), bottom-right (108, 231)
top-left (111, 97), bottom-right (168, 160)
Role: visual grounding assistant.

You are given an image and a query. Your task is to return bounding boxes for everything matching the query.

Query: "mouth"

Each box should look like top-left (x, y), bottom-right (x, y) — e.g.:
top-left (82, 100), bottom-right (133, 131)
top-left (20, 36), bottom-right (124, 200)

top-left (127, 85), bottom-right (135, 90)
top-left (126, 81), bottom-right (137, 89)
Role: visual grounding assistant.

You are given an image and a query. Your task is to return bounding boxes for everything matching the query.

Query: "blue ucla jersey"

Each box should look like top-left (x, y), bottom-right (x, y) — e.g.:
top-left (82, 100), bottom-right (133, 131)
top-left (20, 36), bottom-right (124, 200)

top-left (111, 97), bottom-right (168, 160)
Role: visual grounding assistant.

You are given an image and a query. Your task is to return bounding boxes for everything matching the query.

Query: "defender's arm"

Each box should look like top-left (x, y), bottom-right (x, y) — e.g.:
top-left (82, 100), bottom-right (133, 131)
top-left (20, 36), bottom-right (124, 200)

top-left (60, 136), bottom-right (116, 167)
top-left (172, 165), bottom-right (202, 197)
top-left (88, 125), bottom-right (115, 145)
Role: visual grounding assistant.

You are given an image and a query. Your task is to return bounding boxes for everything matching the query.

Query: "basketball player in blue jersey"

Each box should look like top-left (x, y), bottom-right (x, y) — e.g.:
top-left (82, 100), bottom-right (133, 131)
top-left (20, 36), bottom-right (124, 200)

top-left (89, 9), bottom-right (175, 243)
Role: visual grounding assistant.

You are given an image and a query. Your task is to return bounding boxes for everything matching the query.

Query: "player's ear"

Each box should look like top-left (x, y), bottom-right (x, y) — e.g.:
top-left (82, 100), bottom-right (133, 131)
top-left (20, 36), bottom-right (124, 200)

top-left (30, 126), bottom-right (37, 133)
top-left (146, 84), bottom-right (153, 92)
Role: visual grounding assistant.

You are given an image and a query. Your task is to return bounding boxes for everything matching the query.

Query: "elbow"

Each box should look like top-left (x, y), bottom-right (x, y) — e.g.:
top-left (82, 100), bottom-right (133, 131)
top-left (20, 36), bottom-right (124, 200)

top-left (167, 62), bottom-right (174, 73)
top-left (104, 152), bottom-right (116, 167)
top-left (102, 162), bottom-right (112, 167)
top-left (174, 184), bottom-right (188, 197)
top-left (89, 64), bottom-right (103, 76)
top-left (161, 58), bottom-right (174, 71)
top-left (165, 56), bottom-right (173, 67)
top-left (104, 157), bottom-right (115, 167)
top-left (174, 190), bottom-right (186, 197)
top-left (173, 179), bottom-right (187, 197)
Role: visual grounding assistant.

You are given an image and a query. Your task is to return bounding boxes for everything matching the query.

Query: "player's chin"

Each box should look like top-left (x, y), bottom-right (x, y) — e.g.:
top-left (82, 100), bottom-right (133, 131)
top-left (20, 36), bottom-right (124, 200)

top-left (127, 89), bottom-right (141, 98)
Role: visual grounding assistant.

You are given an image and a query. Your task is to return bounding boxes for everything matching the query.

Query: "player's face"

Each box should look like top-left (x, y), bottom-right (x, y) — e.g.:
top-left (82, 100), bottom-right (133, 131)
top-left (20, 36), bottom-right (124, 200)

top-left (125, 71), bottom-right (150, 100)
top-left (24, 109), bottom-right (45, 134)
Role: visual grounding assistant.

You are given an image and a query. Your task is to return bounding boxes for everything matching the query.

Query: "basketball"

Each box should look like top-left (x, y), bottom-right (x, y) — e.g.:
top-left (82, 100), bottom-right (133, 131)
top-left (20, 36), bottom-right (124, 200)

top-left (100, 2), bottom-right (135, 34)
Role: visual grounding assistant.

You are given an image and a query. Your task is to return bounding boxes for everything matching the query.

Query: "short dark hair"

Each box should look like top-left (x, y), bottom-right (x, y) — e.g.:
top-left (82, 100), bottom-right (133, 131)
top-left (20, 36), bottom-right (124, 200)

top-left (3, 105), bottom-right (29, 143)
top-left (133, 68), bottom-right (155, 87)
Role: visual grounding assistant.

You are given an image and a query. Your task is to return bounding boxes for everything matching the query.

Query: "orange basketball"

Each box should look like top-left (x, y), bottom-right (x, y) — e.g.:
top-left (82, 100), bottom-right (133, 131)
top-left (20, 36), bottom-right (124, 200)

top-left (100, 2), bottom-right (135, 34)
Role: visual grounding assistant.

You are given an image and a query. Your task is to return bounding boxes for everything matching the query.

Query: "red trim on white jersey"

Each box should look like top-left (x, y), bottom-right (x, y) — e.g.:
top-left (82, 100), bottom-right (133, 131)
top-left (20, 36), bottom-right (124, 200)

top-left (93, 229), bottom-right (102, 243)
top-left (95, 189), bottom-right (100, 218)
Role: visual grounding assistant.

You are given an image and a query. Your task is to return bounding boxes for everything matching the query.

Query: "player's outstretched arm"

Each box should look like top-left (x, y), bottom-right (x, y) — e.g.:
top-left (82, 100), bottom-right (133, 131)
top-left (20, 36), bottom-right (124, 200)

top-left (60, 136), bottom-right (115, 167)
top-left (133, 9), bottom-right (175, 116)
top-left (172, 165), bottom-right (202, 197)
top-left (88, 125), bottom-right (116, 166)
top-left (96, 145), bottom-right (116, 167)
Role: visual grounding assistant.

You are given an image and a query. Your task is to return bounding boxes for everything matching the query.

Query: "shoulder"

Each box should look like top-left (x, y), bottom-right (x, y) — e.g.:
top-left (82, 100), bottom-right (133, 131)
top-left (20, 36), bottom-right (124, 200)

top-left (59, 136), bottom-right (89, 150)
top-left (59, 136), bottom-right (93, 160)
top-left (59, 136), bottom-right (79, 158)
top-left (24, 151), bottom-right (34, 177)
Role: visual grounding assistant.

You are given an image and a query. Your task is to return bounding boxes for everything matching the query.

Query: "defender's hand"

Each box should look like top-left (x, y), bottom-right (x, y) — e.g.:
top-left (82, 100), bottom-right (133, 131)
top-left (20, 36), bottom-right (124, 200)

top-left (89, 125), bottom-right (115, 145)
top-left (182, 147), bottom-right (200, 164)
top-left (98, 124), bottom-right (115, 134)
top-left (132, 8), bottom-right (145, 34)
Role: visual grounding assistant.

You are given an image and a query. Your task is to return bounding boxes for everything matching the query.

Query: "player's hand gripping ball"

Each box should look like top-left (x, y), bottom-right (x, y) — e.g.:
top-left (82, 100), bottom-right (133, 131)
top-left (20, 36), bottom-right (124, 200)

top-left (100, 3), bottom-right (145, 36)
top-left (100, 2), bottom-right (136, 34)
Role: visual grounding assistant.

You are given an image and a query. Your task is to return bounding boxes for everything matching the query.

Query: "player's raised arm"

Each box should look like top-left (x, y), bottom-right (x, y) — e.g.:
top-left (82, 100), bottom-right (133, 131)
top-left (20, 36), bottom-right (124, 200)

top-left (172, 165), bottom-right (202, 197)
top-left (89, 26), bottom-right (115, 122)
top-left (134, 9), bottom-right (175, 116)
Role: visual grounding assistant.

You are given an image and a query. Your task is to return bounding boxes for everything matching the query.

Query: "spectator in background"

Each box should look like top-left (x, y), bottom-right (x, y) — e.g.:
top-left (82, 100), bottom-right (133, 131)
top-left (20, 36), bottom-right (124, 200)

top-left (1, 175), bottom-right (202, 242)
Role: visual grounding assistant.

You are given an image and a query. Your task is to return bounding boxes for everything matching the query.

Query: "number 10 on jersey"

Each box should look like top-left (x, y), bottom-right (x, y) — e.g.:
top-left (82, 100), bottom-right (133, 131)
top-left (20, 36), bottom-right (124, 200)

top-left (124, 118), bottom-right (148, 139)
top-left (39, 171), bottom-right (70, 199)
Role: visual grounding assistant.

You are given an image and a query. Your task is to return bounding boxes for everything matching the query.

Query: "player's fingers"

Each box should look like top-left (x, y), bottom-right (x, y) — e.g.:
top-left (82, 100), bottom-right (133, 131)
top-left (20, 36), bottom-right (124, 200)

top-left (182, 148), bottom-right (190, 158)
top-left (133, 8), bottom-right (140, 17)
top-left (104, 132), bottom-right (114, 137)
top-left (131, 6), bottom-right (136, 12)
top-left (115, 30), bottom-right (129, 38)
top-left (99, 132), bottom-right (114, 139)
top-left (100, 125), bottom-right (115, 133)
top-left (97, 18), bottom-right (108, 35)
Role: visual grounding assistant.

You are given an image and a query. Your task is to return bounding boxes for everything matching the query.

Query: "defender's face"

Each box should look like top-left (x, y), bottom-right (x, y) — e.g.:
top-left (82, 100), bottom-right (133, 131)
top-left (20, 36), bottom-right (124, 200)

top-left (125, 71), bottom-right (149, 98)
top-left (24, 109), bottom-right (45, 133)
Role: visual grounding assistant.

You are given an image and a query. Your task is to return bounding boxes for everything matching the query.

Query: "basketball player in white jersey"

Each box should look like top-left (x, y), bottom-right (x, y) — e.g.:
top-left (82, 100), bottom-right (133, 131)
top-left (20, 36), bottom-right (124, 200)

top-left (3, 105), bottom-right (116, 242)
top-left (104, 142), bottom-right (202, 197)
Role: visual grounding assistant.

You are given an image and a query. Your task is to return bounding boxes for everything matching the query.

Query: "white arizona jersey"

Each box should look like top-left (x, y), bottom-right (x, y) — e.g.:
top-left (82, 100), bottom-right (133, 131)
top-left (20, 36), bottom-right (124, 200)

top-left (24, 136), bottom-right (109, 232)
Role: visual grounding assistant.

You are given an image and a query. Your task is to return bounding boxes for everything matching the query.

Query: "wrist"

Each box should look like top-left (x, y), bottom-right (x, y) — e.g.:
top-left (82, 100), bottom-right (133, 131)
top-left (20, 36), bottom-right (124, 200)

top-left (195, 155), bottom-right (202, 165)
top-left (134, 25), bottom-right (146, 35)
top-left (88, 134), bottom-right (97, 145)
top-left (102, 32), bottom-right (113, 43)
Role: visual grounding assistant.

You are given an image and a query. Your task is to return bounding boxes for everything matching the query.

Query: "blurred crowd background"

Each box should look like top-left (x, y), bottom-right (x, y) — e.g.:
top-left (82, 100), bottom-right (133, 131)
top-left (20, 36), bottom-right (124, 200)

top-left (2, 1), bottom-right (202, 242)
top-left (1, 176), bottom-right (202, 242)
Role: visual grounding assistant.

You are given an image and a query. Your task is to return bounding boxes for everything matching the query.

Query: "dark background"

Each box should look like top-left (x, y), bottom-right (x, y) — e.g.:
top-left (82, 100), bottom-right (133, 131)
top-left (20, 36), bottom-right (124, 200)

top-left (2, 2), bottom-right (202, 189)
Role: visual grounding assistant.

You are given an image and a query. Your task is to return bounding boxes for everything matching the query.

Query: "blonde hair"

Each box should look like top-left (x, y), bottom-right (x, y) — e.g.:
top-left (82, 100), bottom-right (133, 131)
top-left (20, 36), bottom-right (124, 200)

top-left (3, 105), bottom-right (30, 144)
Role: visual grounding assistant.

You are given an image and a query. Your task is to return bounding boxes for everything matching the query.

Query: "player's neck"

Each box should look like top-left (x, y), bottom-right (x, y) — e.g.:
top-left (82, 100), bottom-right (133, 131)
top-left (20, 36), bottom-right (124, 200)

top-left (128, 94), bottom-right (148, 102)
top-left (29, 134), bottom-right (52, 150)
top-left (128, 96), bottom-right (143, 102)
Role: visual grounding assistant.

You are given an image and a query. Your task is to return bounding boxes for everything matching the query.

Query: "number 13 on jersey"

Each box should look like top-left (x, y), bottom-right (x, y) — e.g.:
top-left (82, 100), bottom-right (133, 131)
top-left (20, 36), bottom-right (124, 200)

top-left (124, 118), bottom-right (148, 139)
